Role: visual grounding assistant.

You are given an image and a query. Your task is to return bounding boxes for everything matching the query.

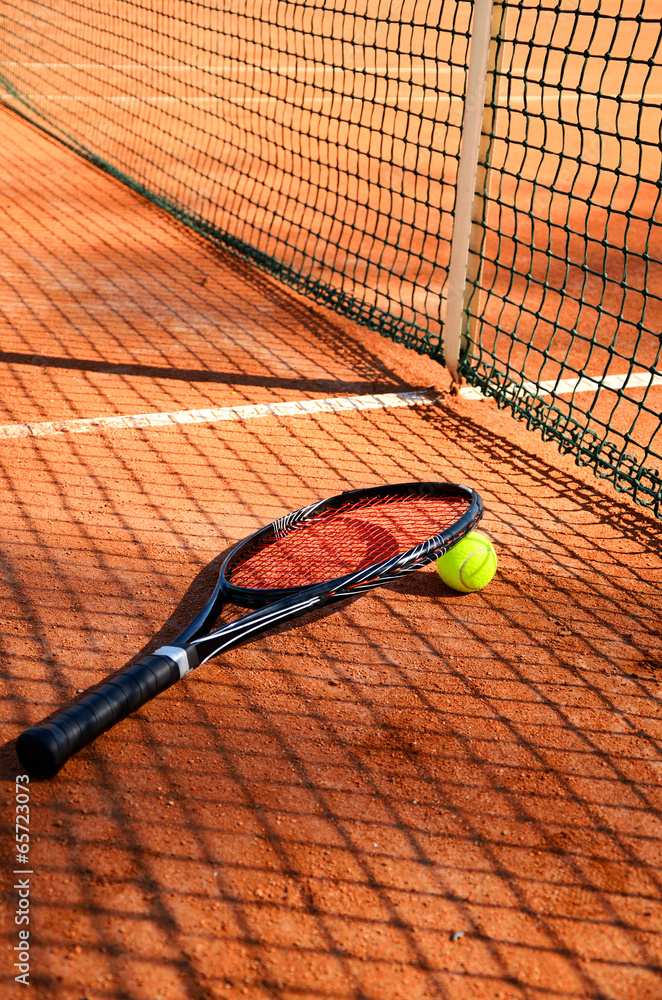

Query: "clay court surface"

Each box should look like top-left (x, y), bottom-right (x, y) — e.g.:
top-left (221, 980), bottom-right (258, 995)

top-left (1, 106), bottom-right (662, 1000)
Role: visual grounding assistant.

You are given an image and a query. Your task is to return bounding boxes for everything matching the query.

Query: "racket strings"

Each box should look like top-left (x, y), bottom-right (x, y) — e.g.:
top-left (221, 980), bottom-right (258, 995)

top-left (226, 494), bottom-right (471, 590)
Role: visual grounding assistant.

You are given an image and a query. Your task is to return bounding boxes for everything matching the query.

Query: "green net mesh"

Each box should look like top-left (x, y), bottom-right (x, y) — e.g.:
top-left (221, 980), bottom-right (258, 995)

top-left (0, 0), bottom-right (471, 352)
top-left (1, 1), bottom-right (660, 517)
top-left (465, 0), bottom-right (662, 518)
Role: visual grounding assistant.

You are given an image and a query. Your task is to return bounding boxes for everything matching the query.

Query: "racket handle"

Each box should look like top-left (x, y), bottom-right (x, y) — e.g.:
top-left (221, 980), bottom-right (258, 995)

top-left (16, 649), bottom-right (191, 778)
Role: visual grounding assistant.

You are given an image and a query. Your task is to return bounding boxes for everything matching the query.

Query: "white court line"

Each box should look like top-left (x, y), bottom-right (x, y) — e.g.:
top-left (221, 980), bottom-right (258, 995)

top-left (1, 61), bottom-right (453, 77)
top-left (3, 93), bottom-right (455, 108)
top-left (0, 389), bottom-right (435, 441)
top-left (5, 88), bottom-right (657, 106)
top-left (460, 370), bottom-right (662, 400)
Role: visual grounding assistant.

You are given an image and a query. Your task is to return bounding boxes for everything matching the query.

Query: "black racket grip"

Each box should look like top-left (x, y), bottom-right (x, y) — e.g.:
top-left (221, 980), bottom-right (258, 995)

top-left (16, 651), bottom-right (186, 778)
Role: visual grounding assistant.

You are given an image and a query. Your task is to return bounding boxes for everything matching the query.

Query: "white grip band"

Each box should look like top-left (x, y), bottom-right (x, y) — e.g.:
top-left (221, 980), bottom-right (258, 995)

top-left (154, 645), bottom-right (195, 679)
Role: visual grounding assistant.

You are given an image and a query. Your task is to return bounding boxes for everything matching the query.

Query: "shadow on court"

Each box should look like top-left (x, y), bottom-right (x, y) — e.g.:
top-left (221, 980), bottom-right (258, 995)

top-left (1, 394), bottom-right (660, 1000)
top-left (0, 105), bottom-right (660, 1000)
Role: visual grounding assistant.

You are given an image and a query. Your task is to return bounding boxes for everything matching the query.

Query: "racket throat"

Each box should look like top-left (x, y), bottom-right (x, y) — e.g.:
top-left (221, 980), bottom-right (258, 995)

top-left (191, 591), bottom-right (331, 663)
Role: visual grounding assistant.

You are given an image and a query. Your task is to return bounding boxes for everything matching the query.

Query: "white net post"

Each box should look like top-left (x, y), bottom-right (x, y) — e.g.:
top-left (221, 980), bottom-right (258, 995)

top-left (442, 0), bottom-right (496, 385)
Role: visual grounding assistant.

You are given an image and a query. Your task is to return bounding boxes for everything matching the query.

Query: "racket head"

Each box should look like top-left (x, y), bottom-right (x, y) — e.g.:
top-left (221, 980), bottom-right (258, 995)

top-left (218, 481), bottom-right (482, 606)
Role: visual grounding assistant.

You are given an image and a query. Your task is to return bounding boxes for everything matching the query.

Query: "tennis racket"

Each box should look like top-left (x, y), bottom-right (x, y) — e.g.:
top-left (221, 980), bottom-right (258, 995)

top-left (17, 481), bottom-right (482, 777)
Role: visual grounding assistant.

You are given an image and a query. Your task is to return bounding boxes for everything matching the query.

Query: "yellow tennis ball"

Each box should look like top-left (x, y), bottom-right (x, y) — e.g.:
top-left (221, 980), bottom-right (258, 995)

top-left (436, 530), bottom-right (497, 593)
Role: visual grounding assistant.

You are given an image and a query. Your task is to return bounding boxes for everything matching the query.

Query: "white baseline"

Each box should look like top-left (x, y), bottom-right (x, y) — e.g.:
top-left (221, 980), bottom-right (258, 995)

top-left (0, 390), bottom-right (435, 441)
top-left (460, 370), bottom-right (662, 400)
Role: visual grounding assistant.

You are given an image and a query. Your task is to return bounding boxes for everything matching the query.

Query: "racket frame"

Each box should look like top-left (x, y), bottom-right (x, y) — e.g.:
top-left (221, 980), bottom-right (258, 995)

top-left (179, 481), bottom-right (482, 663)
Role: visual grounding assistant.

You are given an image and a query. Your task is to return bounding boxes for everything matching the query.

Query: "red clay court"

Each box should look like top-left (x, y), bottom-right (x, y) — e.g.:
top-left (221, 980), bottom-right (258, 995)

top-left (1, 102), bottom-right (662, 1000)
top-left (1, 2), bottom-right (662, 999)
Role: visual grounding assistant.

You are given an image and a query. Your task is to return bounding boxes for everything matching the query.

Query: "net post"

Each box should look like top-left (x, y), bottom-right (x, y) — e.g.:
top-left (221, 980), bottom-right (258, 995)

top-left (463, 0), bottom-right (511, 378)
top-left (442, 0), bottom-right (496, 386)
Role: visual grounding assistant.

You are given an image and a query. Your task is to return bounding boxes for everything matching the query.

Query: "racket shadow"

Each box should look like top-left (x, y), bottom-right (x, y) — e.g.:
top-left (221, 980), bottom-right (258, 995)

top-left (381, 562), bottom-right (467, 599)
top-left (385, 568), bottom-right (476, 600)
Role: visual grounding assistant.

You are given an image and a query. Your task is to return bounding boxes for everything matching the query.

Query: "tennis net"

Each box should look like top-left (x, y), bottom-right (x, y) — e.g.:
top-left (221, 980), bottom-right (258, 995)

top-left (465, 0), bottom-right (662, 518)
top-left (1, 1), bottom-right (660, 516)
